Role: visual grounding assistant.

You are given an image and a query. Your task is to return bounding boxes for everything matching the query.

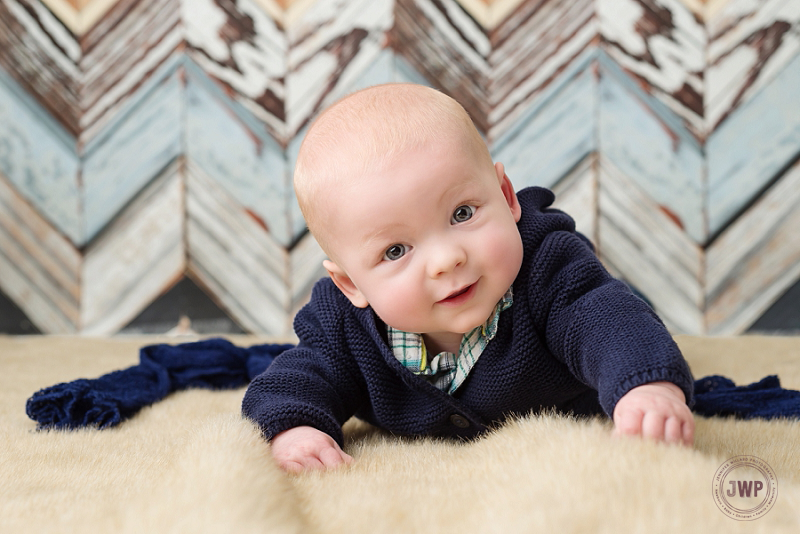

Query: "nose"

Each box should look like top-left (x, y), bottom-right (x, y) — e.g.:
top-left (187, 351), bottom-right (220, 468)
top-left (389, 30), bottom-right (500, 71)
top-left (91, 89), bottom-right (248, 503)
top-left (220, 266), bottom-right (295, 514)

top-left (426, 239), bottom-right (467, 278)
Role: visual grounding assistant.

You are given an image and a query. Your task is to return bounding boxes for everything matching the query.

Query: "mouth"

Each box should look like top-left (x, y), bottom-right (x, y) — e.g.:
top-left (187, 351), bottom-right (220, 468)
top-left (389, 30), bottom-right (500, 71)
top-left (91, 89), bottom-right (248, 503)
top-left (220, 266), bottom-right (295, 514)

top-left (438, 282), bottom-right (477, 305)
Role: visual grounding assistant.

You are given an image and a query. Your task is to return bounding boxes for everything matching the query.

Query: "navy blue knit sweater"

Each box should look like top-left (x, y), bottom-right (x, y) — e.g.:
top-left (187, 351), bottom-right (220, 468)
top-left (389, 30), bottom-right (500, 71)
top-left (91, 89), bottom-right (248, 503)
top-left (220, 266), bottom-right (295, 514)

top-left (242, 187), bottom-right (695, 446)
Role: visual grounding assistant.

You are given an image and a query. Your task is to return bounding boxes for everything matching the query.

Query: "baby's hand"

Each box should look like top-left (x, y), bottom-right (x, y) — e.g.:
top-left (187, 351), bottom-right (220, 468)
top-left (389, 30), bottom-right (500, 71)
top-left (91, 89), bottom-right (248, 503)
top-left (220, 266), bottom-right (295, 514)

top-left (612, 381), bottom-right (694, 446)
top-left (271, 425), bottom-right (353, 473)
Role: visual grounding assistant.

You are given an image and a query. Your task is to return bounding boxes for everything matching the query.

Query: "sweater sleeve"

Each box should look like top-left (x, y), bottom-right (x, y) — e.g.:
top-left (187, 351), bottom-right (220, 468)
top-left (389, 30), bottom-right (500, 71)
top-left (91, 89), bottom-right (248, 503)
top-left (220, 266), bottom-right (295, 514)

top-left (520, 194), bottom-right (694, 416)
top-left (241, 282), bottom-right (367, 446)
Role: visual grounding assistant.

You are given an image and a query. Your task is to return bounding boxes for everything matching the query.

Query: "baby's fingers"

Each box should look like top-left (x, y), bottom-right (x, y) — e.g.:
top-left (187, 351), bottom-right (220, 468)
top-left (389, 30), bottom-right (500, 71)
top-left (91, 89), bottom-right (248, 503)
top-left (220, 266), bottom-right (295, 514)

top-left (663, 416), bottom-right (683, 444)
top-left (613, 409), bottom-right (643, 438)
top-left (319, 446), bottom-right (351, 469)
top-left (641, 411), bottom-right (666, 441)
top-left (682, 417), bottom-right (695, 447)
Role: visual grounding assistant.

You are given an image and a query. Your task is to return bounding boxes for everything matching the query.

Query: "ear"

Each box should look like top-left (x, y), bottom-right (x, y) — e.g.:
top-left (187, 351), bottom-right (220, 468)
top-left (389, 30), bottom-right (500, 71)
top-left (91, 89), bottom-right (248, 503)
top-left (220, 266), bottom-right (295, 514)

top-left (323, 259), bottom-right (369, 308)
top-left (495, 162), bottom-right (522, 222)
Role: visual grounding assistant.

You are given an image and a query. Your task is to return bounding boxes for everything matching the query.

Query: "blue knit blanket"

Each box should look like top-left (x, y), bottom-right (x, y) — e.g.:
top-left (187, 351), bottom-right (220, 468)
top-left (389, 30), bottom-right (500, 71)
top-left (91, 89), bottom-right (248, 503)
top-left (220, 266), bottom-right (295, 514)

top-left (25, 338), bottom-right (800, 430)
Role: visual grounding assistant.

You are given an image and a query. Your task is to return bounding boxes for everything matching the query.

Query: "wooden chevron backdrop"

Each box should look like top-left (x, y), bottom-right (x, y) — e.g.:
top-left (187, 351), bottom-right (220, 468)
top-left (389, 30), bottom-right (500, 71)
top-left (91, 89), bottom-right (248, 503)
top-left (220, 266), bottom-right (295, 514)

top-left (0, 0), bottom-right (798, 336)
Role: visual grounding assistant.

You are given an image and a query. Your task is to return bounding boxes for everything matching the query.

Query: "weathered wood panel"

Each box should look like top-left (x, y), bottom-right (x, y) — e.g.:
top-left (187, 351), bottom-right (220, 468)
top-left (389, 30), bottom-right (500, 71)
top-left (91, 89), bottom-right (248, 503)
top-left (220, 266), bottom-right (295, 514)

top-left (186, 160), bottom-right (290, 336)
top-left (707, 50), bottom-right (800, 237)
top-left (706, 0), bottom-right (800, 132)
top-left (393, 0), bottom-right (490, 132)
top-left (599, 55), bottom-right (705, 244)
top-left (81, 159), bottom-right (185, 334)
top-left (706, 157), bottom-right (800, 335)
top-left (185, 64), bottom-right (291, 245)
top-left (286, 0), bottom-right (393, 137)
top-left (598, 0), bottom-right (705, 139)
top-left (0, 68), bottom-right (81, 244)
top-left (489, 0), bottom-right (596, 141)
top-left (0, 171), bottom-right (80, 333)
top-left (598, 156), bottom-right (704, 334)
top-left (184, 0), bottom-right (288, 142)
top-left (80, 0), bottom-right (182, 144)
top-left (0, 0), bottom-right (82, 136)
top-left (492, 54), bottom-right (597, 192)
top-left (551, 154), bottom-right (598, 244)
top-left (82, 67), bottom-right (183, 243)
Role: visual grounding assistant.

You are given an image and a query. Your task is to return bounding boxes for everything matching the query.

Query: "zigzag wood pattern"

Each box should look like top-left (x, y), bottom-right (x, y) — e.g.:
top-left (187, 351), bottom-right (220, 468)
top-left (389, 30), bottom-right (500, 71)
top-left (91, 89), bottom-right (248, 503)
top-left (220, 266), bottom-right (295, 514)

top-left (81, 159), bottom-right (186, 335)
top-left (0, 170), bottom-right (80, 334)
top-left (0, 0), bottom-right (799, 336)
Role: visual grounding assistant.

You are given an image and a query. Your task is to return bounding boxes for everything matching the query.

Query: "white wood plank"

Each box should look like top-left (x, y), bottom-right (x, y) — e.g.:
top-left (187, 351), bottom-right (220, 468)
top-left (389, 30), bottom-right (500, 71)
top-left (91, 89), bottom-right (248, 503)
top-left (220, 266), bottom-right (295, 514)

top-left (81, 160), bottom-right (186, 334)
top-left (0, 172), bottom-right (80, 332)
top-left (551, 154), bottom-right (598, 244)
top-left (598, 156), bottom-right (704, 334)
top-left (706, 158), bottom-right (800, 334)
top-left (186, 160), bottom-right (290, 335)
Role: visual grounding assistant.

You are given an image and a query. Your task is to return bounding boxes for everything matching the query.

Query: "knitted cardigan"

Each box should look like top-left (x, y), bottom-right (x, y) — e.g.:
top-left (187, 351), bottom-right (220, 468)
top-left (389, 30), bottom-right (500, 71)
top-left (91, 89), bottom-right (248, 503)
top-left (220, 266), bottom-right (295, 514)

top-left (241, 187), bottom-right (695, 446)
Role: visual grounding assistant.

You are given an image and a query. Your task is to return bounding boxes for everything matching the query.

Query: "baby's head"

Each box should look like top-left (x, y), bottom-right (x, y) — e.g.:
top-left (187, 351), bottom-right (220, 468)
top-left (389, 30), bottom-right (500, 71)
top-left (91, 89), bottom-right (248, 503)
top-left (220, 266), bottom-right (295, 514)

top-left (294, 84), bottom-right (523, 342)
top-left (295, 84), bottom-right (492, 251)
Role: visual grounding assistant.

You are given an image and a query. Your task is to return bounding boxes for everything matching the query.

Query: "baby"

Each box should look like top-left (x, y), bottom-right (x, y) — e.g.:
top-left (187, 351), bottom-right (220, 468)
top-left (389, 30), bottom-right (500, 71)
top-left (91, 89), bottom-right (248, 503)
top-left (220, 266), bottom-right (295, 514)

top-left (242, 83), bottom-right (695, 473)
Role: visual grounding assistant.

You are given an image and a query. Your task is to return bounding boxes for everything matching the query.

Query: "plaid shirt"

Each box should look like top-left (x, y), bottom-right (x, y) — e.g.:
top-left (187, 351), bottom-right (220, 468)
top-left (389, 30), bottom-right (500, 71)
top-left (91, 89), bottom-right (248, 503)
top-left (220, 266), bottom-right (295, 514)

top-left (387, 288), bottom-right (513, 394)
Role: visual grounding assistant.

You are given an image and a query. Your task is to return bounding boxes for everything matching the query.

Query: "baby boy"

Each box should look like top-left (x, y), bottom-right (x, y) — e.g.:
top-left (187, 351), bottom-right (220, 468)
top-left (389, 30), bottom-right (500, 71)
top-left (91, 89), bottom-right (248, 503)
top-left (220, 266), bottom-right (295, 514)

top-left (242, 83), bottom-right (695, 473)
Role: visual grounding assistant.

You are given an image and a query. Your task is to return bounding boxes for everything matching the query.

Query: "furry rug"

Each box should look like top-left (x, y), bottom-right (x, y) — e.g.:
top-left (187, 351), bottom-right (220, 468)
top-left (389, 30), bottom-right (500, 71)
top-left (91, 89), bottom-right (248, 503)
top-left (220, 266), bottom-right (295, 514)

top-left (1, 335), bottom-right (799, 533)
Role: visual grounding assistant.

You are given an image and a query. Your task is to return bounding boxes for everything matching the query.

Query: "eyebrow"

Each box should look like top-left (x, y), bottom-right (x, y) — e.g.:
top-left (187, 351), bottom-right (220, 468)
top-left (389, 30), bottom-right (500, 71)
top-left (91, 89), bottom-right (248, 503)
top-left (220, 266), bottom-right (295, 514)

top-left (360, 224), bottom-right (411, 252)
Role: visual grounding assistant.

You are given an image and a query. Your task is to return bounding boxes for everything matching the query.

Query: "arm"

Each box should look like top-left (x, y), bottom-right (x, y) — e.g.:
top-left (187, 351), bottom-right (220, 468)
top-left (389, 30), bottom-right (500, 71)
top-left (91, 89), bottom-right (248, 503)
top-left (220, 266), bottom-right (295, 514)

top-left (521, 209), bottom-right (693, 438)
top-left (242, 282), bottom-right (367, 469)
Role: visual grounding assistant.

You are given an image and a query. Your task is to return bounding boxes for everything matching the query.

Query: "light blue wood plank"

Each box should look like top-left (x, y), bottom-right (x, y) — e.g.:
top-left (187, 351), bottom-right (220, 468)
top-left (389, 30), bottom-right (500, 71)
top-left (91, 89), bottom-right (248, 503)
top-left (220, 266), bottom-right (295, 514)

top-left (0, 68), bottom-right (80, 244)
top-left (491, 55), bottom-right (596, 192)
top-left (182, 58), bottom-right (283, 146)
top-left (82, 69), bottom-right (183, 244)
top-left (707, 50), bottom-right (800, 237)
top-left (598, 53), bottom-right (705, 244)
top-left (185, 66), bottom-right (290, 245)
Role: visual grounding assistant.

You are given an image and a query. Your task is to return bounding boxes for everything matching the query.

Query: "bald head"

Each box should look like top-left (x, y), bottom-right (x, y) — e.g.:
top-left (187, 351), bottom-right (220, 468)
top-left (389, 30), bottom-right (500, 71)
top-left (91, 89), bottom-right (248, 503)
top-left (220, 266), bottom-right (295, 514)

top-left (294, 84), bottom-right (492, 256)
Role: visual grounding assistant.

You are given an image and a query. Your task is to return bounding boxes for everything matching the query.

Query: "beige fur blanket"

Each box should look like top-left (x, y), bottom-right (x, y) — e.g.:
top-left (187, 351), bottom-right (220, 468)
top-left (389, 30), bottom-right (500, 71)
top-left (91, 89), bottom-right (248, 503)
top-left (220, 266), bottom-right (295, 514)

top-left (1, 335), bottom-right (799, 533)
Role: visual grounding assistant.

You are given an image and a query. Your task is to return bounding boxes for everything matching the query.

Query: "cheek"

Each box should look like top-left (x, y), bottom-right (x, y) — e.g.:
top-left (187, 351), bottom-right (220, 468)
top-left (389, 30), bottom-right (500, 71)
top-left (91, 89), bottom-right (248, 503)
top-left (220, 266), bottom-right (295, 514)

top-left (362, 273), bottom-right (427, 330)
top-left (480, 223), bottom-right (523, 276)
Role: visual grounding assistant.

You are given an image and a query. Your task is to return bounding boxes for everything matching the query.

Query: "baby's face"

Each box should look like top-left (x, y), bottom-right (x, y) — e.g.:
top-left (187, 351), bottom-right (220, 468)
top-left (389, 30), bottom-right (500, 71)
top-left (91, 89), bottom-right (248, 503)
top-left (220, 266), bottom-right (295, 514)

top-left (325, 139), bottom-right (523, 338)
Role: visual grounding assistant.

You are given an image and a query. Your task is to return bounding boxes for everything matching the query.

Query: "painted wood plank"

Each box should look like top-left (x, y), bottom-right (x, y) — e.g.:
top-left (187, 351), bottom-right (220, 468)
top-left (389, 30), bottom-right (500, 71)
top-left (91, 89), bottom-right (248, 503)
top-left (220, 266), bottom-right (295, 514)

top-left (184, 0), bottom-right (287, 142)
top-left (82, 67), bottom-right (183, 243)
top-left (393, 0), bottom-right (490, 132)
top-left (39, 0), bottom-right (120, 35)
top-left (285, 48), bottom-right (397, 242)
top-left (453, 0), bottom-right (528, 29)
top-left (81, 159), bottom-right (185, 334)
top-left (0, 68), bottom-right (81, 244)
top-left (286, 0), bottom-right (392, 137)
top-left (707, 49), bottom-right (800, 237)
top-left (0, 0), bottom-right (82, 136)
top-left (185, 65), bottom-right (291, 246)
top-left (492, 59), bottom-right (596, 192)
top-left (288, 231), bottom-right (327, 314)
top-left (598, 156), bottom-right (704, 334)
top-left (706, 158), bottom-right (800, 335)
top-left (186, 160), bottom-right (290, 335)
top-left (706, 0), bottom-right (800, 132)
top-left (0, 171), bottom-right (80, 333)
top-left (599, 55), bottom-right (705, 243)
top-left (598, 0), bottom-right (706, 139)
top-left (489, 0), bottom-right (596, 140)
top-left (551, 153), bottom-right (598, 244)
top-left (80, 0), bottom-right (182, 142)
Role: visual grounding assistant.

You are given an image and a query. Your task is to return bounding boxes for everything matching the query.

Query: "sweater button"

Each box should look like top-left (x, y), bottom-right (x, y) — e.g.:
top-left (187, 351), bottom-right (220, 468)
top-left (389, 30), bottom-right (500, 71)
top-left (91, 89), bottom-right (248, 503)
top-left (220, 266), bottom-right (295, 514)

top-left (450, 414), bottom-right (470, 428)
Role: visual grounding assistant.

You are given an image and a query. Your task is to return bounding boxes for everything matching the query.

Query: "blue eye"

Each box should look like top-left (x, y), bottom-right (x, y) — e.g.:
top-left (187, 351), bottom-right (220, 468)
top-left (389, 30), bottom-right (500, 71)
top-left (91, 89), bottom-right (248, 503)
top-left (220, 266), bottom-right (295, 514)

top-left (384, 244), bottom-right (407, 261)
top-left (451, 205), bottom-right (474, 224)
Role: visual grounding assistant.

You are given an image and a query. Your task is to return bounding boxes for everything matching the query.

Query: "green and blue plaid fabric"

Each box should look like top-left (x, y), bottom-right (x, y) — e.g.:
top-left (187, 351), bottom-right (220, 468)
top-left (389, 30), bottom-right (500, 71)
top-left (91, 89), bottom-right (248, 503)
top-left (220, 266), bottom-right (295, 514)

top-left (387, 288), bottom-right (513, 394)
